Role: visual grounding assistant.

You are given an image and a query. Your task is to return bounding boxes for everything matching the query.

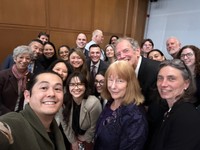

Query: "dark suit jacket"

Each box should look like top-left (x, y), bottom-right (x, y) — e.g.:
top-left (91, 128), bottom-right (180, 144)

top-left (149, 102), bottom-right (200, 150)
top-left (137, 56), bottom-right (160, 106)
top-left (0, 68), bottom-right (30, 115)
top-left (87, 59), bottom-right (109, 94)
top-left (87, 59), bottom-right (109, 75)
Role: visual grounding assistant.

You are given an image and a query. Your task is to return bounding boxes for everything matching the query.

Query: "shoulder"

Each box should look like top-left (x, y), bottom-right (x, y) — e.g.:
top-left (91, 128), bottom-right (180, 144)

top-left (120, 103), bottom-right (146, 120)
top-left (170, 102), bottom-right (200, 125)
top-left (141, 57), bottom-right (160, 68)
top-left (0, 69), bottom-right (13, 80)
top-left (84, 95), bottom-right (101, 110)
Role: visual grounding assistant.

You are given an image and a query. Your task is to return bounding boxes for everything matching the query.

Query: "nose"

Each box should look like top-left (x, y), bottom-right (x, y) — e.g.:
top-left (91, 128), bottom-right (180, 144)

top-left (160, 79), bottom-right (168, 87)
top-left (22, 58), bottom-right (28, 62)
top-left (47, 87), bottom-right (55, 97)
top-left (110, 80), bottom-right (116, 89)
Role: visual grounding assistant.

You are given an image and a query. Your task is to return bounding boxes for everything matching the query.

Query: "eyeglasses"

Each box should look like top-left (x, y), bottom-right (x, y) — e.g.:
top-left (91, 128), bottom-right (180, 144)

top-left (94, 80), bottom-right (104, 86)
top-left (69, 83), bottom-right (85, 88)
top-left (180, 52), bottom-right (194, 58)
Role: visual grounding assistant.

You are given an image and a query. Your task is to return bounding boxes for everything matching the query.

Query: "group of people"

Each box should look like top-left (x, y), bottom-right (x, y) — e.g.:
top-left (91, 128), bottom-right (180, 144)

top-left (0, 29), bottom-right (200, 150)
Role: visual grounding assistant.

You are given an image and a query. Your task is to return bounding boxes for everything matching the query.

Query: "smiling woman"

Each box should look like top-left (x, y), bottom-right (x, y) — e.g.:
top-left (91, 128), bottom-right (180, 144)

top-left (61, 71), bottom-right (102, 150)
top-left (0, 45), bottom-right (33, 115)
top-left (93, 60), bottom-right (148, 150)
top-left (149, 59), bottom-right (200, 150)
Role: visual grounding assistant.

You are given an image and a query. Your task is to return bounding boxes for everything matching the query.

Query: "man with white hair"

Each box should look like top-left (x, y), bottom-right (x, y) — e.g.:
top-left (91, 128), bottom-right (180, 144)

top-left (85, 29), bottom-right (105, 60)
top-left (166, 36), bottom-right (181, 59)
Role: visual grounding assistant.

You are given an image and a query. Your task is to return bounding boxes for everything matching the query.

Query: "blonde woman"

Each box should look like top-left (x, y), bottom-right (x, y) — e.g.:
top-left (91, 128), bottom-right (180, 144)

top-left (94, 61), bottom-right (148, 150)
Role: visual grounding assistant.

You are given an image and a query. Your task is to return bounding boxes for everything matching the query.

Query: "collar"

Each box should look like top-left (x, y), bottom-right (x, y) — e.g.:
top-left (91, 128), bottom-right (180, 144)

top-left (135, 56), bottom-right (142, 78)
top-left (91, 60), bottom-right (100, 69)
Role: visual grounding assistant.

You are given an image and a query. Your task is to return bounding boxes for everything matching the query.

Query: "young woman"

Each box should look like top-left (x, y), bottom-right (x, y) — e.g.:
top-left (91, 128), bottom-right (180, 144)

top-left (69, 48), bottom-right (90, 80)
top-left (177, 45), bottom-right (200, 105)
top-left (58, 45), bottom-right (70, 61)
top-left (104, 44), bottom-right (116, 64)
top-left (147, 49), bottom-right (166, 61)
top-left (62, 72), bottom-right (102, 150)
top-left (94, 71), bottom-right (107, 108)
top-left (140, 38), bottom-right (154, 58)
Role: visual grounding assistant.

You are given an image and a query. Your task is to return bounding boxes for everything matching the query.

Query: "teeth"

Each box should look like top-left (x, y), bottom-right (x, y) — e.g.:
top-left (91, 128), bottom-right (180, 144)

top-left (43, 101), bottom-right (56, 105)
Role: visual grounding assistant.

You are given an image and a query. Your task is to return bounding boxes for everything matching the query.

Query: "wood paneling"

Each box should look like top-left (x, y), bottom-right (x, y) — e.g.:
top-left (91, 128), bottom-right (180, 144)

top-left (94, 0), bottom-right (127, 34)
top-left (0, 0), bottom-right (148, 64)
top-left (49, 0), bottom-right (93, 31)
top-left (0, 0), bottom-right (46, 26)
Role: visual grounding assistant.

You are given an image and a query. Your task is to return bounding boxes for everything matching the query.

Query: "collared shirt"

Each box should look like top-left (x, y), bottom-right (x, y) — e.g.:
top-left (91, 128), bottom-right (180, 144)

top-left (135, 56), bottom-right (142, 78)
top-left (90, 61), bottom-right (100, 74)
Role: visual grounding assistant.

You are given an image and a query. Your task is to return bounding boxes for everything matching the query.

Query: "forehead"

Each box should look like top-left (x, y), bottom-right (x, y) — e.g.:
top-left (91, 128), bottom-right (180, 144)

top-left (35, 73), bottom-right (62, 84)
top-left (31, 42), bottom-right (43, 47)
top-left (40, 35), bottom-right (48, 38)
top-left (181, 48), bottom-right (193, 53)
top-left (70, 76), bottom-right (81, 82)
top-left (116, 40), bottom-right (132, 51)
top-left (159, 66), bottom-right (182, 76)
top-left (149, 51), bottom-right (161, 56)
top-left (60, 47), bottom-right (68, 51)
top-left (96, 74), bottom-right (105, 79)
top-left (16, 53), bottom-right (31, 57)
top-left (167, 38), bottom-right (177, 44)
top-left (44, 44), bottom-right (53, 48)
top-left (90, 47), bottom-right (101, 52)
top-left (54, 62), bottom-right (67, 68)
top-left (77, 34), bottom-right (86, 39)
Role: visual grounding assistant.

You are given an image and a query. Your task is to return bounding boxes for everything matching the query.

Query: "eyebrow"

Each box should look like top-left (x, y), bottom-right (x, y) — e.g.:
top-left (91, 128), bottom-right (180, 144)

top-left (38, 81), bottom-right (62, 86)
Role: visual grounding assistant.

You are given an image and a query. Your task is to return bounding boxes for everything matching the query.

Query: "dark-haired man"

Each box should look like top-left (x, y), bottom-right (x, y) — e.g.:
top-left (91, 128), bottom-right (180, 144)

top-left (0, 71), bottom-right (66, 150)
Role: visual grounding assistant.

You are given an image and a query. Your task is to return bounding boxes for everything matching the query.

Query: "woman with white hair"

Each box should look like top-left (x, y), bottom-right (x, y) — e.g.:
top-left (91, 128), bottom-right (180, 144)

top-left (0, 45), bottom-right (32, 115)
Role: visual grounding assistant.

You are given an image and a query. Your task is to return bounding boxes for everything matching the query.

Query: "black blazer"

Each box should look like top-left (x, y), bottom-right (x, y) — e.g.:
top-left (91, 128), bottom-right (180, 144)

top-left (0, 69), bottom-right (30, 115)
top-left (137, 57), bottom-right (160, 105)
top-left (87, 60), bottom-right (109, 94)
top-left (149, 101), bottom-right (200, 150)
top-left (87, 59), bottom-right (109, 75)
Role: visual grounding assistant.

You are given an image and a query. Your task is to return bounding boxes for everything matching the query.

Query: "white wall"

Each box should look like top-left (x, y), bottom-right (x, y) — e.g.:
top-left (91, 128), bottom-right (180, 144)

top-left (145, 0), bottom-right (200, 59)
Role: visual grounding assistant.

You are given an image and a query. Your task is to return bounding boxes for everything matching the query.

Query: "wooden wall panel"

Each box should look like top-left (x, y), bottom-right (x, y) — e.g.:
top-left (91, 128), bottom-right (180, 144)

top-left (0, 0), bottom-right (46, 26)
top-left (0, 0), bottom-right (148, 65)
top-left (94, 0), bottom-right (126, 35)
top-left (0, 28), bottom-right (46, 64)
top-left (49, 0), bottom-right (92, 31)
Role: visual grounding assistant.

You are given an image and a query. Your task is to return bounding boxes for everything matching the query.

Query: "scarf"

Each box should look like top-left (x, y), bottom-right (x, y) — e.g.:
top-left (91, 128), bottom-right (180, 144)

top-left (12, 64), bottom-right (28, 92)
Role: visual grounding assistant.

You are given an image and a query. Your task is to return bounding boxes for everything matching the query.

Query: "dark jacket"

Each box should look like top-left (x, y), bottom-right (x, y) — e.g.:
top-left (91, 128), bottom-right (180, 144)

top-left (94, 101), bottom-right (148, 150)
top-left (137, 57), bottom-right (160, 106)
top-left (0, 104), bottom-right (66, 150)
top-left (149, 101), bottom-right (200, 150)
top-left (0, 68), bottom-right (30, 115)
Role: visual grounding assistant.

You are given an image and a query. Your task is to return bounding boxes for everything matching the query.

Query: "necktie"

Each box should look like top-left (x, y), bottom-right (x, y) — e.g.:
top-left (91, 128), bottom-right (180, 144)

top-left (91, 65), bottom-right (96, 78)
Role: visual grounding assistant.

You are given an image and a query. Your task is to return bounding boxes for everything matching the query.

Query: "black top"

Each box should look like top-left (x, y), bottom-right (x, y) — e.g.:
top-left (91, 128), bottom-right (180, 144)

top-left (72, 101), bottom-right (86, 136)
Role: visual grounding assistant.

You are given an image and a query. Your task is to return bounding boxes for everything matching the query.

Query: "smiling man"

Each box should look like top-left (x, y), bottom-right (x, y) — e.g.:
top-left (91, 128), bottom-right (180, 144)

top-left (0, 71), bottom-right (66, 150)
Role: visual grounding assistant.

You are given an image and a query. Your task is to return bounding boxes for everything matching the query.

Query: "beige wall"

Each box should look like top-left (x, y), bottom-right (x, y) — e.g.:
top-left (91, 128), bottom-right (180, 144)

top-left (0, 0), bottom-right (148, 64)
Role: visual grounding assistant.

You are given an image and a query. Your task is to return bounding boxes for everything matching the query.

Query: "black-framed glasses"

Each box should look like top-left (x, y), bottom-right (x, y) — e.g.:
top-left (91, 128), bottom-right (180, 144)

top-left (180, 52), bottom-right (194, 58)
top-left (69, 83), bottom-right (85, 88)
top-left (94, 80), bottom-right (104, 86)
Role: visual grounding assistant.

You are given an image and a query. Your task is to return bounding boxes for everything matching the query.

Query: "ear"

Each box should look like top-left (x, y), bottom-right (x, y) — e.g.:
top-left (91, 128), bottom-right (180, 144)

top-left (13, 57), bottom-right (17, 63)
top-left (184, 79), bottom-right (190, 90)
top-left (24, 90), bottom-right (31, 103)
